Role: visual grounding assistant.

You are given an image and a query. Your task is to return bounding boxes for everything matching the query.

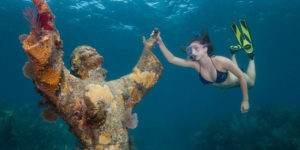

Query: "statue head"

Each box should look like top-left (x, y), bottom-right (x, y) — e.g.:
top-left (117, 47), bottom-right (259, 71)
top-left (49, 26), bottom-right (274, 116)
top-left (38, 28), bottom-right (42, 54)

top-left (70, 46), bottom-right (107, 80)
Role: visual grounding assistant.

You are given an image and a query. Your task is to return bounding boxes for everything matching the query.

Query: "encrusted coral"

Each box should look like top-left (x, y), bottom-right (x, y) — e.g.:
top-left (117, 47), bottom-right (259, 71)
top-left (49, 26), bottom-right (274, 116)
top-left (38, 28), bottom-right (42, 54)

top-left (22, 61), bottom-right (33, 79)
top-left (123, 109), bottom-right (138, 129)
top-left (41, 108), bottom-right (58, 122)
top-left (70, 46), bottom-right (105, 80)
top-left (129, 67), bottom-right (158, 89)
top-left (32, 0), bottom-right (51, 14)
top-left (85, 84), bottom-right (114, 106)
top-left (99, 132), bottom-right (112, 144)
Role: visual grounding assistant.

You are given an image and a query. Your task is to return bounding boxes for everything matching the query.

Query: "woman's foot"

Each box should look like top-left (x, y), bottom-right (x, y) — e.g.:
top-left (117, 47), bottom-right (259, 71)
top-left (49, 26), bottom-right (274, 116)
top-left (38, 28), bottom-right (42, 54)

top-left (247, 52), bottom-right (255, 60)
top-left (230, 45), bottom-right (242, 55)
top-left (230, 45), bottom-right (254, 60)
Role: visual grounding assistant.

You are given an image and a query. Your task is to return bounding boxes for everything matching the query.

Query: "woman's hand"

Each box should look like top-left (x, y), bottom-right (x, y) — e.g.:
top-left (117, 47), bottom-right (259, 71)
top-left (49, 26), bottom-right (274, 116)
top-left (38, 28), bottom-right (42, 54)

top-left (241, 99), bottom-right (249, 113)
top-left (156, 34), bottom-right (162, 45)
top-left (142, 28), bottom-right (160, 49)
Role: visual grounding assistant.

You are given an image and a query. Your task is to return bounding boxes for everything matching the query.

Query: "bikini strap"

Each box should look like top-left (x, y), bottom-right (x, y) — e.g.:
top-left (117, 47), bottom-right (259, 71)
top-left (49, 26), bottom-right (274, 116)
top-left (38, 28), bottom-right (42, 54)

top-left (209, 57), bottom-right (217, 70)
top-left (199, 61), bottom-right (202, 73)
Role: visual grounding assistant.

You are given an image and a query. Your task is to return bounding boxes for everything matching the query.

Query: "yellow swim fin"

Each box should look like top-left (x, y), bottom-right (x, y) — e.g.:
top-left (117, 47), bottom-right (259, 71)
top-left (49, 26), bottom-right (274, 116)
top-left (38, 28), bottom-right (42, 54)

top-left (230, 19), bottom-right (254, 59)
top-left (239, 19), bottom-right (253, 54)
top-left (231, 22), bottom-right (243, 46)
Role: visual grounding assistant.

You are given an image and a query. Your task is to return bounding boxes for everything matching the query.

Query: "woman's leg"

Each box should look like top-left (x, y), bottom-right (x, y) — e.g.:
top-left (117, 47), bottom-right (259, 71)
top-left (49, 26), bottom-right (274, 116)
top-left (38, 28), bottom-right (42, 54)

top-left (219, 72), bottom-right (254, 89)
top-left (246, 59), bottom-right (256, 88)
top-left (231, 53), bottom-right (239, 67)
top-left (231, 49), bottom-right (256, 88)
top-left (217, 50), bottom-right (255, 88)
top-left (220, 58), bottom-right (255, 88)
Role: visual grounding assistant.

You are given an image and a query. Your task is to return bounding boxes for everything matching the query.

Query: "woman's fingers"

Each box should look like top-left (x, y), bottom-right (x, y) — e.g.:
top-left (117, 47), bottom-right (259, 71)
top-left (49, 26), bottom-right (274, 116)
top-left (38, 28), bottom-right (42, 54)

top-left (153, 28), bottom-right (159, 37)
top-left (151, 28), bottom-right (160, 38)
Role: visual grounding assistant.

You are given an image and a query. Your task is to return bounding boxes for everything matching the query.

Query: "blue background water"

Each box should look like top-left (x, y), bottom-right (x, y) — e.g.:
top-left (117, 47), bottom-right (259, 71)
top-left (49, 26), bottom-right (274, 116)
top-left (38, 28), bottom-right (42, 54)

top-left (0, 0), bottom-right (300, 149)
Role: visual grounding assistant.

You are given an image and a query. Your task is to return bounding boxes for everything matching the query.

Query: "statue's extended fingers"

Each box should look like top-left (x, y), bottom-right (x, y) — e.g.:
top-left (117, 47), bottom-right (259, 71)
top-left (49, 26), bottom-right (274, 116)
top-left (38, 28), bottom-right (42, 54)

top-left (32, 0), bottom-right (51, 14)
top-left (142, 36), bottom-right (146, 44)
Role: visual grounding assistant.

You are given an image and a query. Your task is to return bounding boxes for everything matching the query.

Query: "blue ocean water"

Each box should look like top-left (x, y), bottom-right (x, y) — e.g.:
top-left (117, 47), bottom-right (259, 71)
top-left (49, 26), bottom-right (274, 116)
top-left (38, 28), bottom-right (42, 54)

top-left (0, 0), bottom-right (300, 149)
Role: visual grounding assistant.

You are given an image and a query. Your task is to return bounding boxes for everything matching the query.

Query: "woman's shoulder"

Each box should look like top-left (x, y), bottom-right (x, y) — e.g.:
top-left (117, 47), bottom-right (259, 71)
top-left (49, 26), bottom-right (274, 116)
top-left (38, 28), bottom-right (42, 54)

top-left (188, 60), bottom-right (200, 72)
top-left (211, 56), bottom-right (233, 71)
top-left (212, 55), bottom-right (231, 63)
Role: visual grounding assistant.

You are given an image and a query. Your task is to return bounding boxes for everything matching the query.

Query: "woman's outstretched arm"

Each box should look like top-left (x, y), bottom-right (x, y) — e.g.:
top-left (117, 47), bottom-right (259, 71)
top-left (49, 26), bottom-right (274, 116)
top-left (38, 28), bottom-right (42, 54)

top-left (221, 57), bottom-right (249, 113)
top-left (156, 32), bottom-right (196, 68)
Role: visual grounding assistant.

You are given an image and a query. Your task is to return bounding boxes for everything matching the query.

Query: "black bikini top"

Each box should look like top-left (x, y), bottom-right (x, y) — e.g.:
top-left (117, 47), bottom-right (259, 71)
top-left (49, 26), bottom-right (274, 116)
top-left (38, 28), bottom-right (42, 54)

top-left (198, 57), bottom-right (228, 84)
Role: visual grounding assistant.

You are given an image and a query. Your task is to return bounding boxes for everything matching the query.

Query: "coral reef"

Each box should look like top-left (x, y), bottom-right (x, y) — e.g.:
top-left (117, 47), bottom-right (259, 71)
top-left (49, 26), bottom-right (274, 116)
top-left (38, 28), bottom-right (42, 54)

top-left (0, 101), bottom-right (78, 150)
top-left (192, 106), bottom-right (300, 150)
top-left (20, 0), bottom-right (162, 149)
top-left (0, 109), bottom-right (14, 147)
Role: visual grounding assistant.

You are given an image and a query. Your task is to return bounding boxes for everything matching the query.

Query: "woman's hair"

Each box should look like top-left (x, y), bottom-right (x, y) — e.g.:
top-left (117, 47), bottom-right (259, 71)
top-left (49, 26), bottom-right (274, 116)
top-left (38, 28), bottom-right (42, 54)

top-left (189, 31), bottom-right (214, 56)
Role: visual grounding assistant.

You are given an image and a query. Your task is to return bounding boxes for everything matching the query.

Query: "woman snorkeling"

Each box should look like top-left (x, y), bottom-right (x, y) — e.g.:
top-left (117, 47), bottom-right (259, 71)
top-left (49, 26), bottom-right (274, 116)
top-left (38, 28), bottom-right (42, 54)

top-left (152, 29), bottom-right (255, 113)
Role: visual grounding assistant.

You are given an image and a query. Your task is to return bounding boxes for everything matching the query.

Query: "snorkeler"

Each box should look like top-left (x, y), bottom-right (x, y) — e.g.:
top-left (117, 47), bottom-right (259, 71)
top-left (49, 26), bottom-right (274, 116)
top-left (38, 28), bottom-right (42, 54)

top-left (152, 20), bottom-right (255, 113)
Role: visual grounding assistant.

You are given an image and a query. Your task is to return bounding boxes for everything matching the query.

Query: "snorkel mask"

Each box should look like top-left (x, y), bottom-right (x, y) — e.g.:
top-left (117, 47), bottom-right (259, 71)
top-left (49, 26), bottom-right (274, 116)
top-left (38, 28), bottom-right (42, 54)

top-left (185, 44), bottom-right (208, 61)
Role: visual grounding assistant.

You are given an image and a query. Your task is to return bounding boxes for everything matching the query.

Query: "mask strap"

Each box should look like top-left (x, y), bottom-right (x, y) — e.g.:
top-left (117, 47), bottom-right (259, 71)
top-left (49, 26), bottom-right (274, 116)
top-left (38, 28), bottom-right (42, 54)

top-left (202, 44), bottom-right (208, 47)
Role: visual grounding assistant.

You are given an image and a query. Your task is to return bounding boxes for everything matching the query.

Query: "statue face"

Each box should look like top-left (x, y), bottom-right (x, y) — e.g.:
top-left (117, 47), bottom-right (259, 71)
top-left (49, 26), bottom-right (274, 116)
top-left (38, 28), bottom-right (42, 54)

top-left (79, 48), bottom-right (103, 68)
top-left (70, 46), bottom-right (104, 79)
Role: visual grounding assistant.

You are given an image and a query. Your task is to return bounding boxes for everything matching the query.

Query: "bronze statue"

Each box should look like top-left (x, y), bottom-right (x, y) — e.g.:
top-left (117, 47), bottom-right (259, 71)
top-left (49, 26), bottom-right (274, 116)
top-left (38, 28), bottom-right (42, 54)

top-left (20, 0), bottom-right (163, 149)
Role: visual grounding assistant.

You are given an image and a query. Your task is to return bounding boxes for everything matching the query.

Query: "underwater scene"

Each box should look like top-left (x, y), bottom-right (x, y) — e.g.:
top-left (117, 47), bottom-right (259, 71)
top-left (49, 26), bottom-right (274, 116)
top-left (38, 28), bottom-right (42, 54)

top-left (0, 0), bottom-right (300, 149)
